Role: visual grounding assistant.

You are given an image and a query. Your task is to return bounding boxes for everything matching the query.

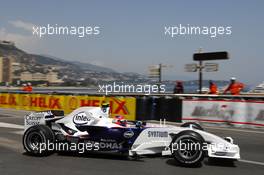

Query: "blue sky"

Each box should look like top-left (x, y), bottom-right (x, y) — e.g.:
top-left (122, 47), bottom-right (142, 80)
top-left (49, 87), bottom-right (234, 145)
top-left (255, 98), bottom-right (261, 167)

top-left (0, 0), bottom-right (263, 85)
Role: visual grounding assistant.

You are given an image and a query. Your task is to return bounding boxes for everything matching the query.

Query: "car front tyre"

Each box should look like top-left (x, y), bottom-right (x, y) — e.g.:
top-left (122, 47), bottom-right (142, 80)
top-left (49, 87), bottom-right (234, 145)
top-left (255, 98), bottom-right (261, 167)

top-left (170, 130), bottom-right (205, 166)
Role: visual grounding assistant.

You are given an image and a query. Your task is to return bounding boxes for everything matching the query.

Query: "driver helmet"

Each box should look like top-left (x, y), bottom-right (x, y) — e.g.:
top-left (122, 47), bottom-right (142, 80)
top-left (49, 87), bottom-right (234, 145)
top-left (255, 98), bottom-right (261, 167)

top-left (113, 115), bottom-right (127, 126)
top-left (101, 102), bottom-right (110, 113)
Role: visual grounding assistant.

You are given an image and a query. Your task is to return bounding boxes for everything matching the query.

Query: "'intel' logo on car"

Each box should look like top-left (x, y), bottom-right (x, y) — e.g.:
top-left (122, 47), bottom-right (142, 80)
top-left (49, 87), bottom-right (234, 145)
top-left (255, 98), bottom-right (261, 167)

top-left (124, 131), bottom-right (134, 138)
top-left (73, 112), bottom-right (91, 125)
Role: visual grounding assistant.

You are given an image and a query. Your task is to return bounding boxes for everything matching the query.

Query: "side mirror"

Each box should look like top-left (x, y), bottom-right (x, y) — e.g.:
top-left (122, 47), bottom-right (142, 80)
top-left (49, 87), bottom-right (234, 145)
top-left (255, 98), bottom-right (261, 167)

top-left (135, 121), bottom-right (146, 128)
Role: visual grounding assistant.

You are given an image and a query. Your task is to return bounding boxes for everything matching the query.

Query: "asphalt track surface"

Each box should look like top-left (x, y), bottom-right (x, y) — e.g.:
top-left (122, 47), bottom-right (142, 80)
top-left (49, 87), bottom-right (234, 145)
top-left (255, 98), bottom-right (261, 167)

top-left (0, 108), bottom-right (264, 175)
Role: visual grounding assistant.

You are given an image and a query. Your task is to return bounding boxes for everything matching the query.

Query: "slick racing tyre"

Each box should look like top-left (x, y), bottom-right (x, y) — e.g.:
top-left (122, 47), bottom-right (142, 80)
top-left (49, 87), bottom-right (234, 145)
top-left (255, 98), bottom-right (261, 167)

top-left (23, 125), bottom-right (55, 156)
top-left (170, 130), bottom-right (205, 166)
top-left (181, 122), bottom-right (204, 131)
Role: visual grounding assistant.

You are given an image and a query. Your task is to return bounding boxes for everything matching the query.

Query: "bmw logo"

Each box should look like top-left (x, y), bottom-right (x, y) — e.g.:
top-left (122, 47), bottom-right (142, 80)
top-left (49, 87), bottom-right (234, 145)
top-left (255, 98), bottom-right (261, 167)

top-left (124, 131), bottom-right (134, 138)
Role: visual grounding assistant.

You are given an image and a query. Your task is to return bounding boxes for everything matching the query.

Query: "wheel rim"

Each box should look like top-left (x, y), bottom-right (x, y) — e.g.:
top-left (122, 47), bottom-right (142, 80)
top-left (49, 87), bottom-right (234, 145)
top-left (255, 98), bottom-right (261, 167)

top-left (177, 137), bottom-right (201, 160)
top-left (26, 131), bottom-right (44, 151)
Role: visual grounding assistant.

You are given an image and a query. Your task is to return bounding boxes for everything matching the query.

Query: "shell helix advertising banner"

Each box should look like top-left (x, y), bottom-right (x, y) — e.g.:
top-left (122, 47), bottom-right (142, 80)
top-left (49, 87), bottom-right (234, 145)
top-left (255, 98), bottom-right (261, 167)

top-left (0, 93), bottom-right (136, 120)
top-left (182, 99), bottom-right (264, 127)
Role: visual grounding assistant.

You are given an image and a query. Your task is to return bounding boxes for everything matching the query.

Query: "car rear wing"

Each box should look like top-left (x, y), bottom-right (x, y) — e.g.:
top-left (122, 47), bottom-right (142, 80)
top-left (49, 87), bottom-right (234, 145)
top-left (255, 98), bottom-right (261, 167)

top-left (24, 110), bottom-right (64, 131)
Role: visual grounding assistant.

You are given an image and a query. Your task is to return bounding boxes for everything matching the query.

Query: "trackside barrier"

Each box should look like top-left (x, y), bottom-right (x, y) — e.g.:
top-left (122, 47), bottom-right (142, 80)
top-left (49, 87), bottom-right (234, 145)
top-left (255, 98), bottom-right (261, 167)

top-left (135, 94), bottom-right (264, 128)
top-left (178, 94), bottom-right (264, 128)
top-left (0, 91), bottom-right (264, 128)
top-left (136, 96), bottom-right (182, 122)
top-left (0, 93), bottom-right (136, 120)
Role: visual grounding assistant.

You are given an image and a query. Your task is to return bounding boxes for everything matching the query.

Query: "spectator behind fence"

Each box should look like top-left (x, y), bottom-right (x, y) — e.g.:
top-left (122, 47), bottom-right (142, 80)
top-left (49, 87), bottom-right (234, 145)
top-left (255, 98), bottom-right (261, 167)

top-left (22, 83), bottom-right (33, 92)
top-left (223, 77), bottom-right (245, 95)
top-left (26, 82), bottom-right (33, 92)
top-left (209, 80), bottom-right (218, 94)
top-left (22, 84), bottom-right (27, 92)
top-left (173, 81), bottom-right (184, 94)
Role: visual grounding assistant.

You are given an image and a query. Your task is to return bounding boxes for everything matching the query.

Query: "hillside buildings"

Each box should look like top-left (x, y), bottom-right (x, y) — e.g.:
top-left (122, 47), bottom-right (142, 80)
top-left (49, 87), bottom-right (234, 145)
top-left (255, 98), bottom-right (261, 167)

top-left (0, 55), bottom-right (62, 85)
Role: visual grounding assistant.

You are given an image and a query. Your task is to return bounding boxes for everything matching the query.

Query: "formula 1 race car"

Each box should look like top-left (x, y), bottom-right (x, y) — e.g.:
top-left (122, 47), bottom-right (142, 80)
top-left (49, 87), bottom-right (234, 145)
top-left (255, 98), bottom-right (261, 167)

top-left (23, 104), bottom-right (240, 166)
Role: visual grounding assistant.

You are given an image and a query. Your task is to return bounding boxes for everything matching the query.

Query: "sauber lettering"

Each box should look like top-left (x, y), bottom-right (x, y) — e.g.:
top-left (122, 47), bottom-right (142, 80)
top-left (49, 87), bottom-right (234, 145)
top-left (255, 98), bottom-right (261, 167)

top-left (148, 131), bottom-right (168, 137)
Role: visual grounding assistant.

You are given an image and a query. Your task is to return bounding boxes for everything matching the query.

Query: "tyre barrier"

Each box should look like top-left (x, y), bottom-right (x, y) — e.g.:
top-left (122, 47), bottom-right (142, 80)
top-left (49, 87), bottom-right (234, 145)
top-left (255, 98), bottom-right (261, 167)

top-left (136, 96), bottom-right (182, 122)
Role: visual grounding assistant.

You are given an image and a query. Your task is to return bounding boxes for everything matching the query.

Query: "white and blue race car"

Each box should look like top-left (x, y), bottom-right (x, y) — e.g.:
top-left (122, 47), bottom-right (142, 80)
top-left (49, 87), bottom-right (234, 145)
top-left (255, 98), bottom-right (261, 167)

top-left (23, 104), bottom-right (240, 166)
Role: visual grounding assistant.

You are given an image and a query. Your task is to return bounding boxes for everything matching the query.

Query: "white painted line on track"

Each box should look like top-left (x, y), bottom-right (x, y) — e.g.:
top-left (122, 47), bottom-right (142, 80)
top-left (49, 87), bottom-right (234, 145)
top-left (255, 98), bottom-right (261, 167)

top-left (240, 159), bottom-right (264, 166)
top-left (204, 126), bottom-right (264, 134)
top-left (0, 137), bottom-right (22, 151)
top-left (0, 113), bottom-right (23, 117)
top-left (11, 130), bottom-right (24, 135)
top-left (0, 122), bottom-right (24, 129)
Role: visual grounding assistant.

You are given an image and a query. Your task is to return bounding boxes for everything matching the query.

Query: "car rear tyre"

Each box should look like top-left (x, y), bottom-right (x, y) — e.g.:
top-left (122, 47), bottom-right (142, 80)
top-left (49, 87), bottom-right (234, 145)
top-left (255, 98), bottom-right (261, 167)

top-left (23, 125), bottom-right (55, 156)
top-left (170, 130), bottom-right (205, 166)
top-left (181, 122), bottom-right (204, 131)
